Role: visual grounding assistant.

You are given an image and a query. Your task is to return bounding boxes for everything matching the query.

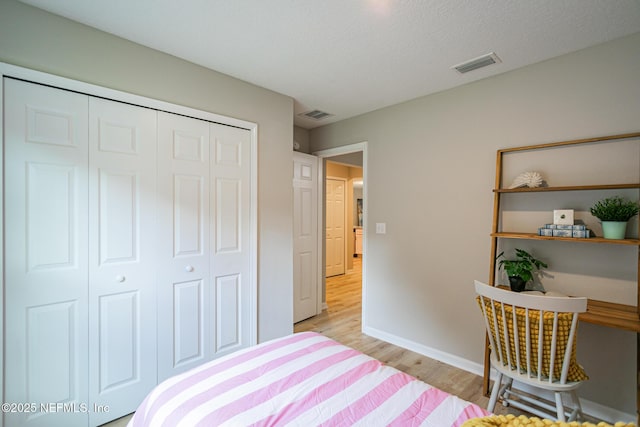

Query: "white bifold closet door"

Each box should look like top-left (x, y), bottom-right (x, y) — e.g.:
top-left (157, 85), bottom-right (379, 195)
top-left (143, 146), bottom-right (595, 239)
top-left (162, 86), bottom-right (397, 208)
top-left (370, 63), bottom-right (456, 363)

top-left (157, 112), bottom-right (252, 381)
top-left (87, 97), bottom-right (158, 426)
top-left (157, 113), bottom-right (211, 380)
top-left (207, 122), bottom-right (252, 360)
top-left (4, 79), bottom-right (91, 427)
top-left (3, 77), bottom-right (253, 427)
top-left (4, 79), bottom-right (158, 426)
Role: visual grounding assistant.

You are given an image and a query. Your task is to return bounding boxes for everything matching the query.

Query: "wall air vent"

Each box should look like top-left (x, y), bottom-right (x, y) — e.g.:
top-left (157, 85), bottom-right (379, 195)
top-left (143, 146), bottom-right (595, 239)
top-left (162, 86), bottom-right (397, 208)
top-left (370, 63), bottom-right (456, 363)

top-left (299, 109), bottom-right (334, 121)
top-left (452, 52), bottom-right (501, 74)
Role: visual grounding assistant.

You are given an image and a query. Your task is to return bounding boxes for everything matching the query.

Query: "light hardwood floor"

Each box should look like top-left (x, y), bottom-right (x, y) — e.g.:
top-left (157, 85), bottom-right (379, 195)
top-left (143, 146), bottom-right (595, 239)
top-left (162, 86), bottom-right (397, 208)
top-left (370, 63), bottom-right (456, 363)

top-left (294, 256), bottom-right (513, 414)
top-left (101, 414), bottom-right (132, 427)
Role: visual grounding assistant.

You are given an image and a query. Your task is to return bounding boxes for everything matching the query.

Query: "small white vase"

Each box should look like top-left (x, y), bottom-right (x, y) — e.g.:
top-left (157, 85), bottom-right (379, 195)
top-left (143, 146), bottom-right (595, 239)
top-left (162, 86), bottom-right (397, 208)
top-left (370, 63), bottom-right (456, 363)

top-left (601, 221), bottom-right (627, 239)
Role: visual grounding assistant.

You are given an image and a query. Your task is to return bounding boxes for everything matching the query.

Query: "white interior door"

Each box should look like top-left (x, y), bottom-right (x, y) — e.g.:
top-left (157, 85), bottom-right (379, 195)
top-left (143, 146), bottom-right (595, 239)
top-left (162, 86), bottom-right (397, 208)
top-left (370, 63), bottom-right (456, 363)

top-left (4, 78), bottom-right (90, 427)
top-left (325, 178), bottom-right (346, 277)
top-left (88, 97), bottom-right (158, 425)
top-left (293, 152), bottom-right (318, 322)
top-left (157, 112), bottom-right (211, 381)
top-left (209, 123), bottom-right (252, 358)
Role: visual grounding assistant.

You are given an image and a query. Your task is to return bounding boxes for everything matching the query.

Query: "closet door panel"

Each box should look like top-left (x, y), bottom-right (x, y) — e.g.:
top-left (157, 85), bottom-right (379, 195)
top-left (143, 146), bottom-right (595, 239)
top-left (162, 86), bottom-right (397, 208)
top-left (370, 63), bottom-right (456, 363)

top-left (27, 162), bottom-right (79, 269)
top-left (88, 97), bottom-right (157, 426)
top-left (27, 302), bottom-right (80, 401)
top-left (99, 170), bottom-right (139, 262)
top-left (98, 292), bottom-right (138, 387)
top-left (215, 274), bottom-right (240, 350)
top-left (173, 279), bottom-right (204, 365)
top-left (210, 124), bottom-right (251, 357)
top-left (157, 112), bottom-right (211, 381)
top-left (216, 179), bottom-right (241, 252)
top-left (4, 79), bottom-right (89, 427)
top-left (174, 174), bottom-right (205, 255)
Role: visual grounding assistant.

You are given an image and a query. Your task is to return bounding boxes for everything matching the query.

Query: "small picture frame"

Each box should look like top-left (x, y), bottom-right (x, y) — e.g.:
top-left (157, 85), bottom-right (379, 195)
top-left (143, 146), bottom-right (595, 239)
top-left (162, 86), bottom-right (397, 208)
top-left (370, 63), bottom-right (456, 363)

top-left (553, 209), bottom-right (574, 225)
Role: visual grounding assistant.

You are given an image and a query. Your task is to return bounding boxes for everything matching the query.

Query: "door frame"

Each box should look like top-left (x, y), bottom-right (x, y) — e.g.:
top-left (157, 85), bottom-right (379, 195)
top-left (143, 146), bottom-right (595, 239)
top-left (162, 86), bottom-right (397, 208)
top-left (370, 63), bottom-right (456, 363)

top-left (0, 63), bottom-right (260, 407)
top-left (313, 142), bottom-right (367, 324)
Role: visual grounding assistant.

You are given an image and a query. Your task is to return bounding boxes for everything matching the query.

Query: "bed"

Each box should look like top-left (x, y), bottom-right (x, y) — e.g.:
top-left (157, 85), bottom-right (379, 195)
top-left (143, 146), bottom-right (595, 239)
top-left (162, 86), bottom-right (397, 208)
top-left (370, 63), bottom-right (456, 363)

top-left (128, 332), bottom-right (490, 426)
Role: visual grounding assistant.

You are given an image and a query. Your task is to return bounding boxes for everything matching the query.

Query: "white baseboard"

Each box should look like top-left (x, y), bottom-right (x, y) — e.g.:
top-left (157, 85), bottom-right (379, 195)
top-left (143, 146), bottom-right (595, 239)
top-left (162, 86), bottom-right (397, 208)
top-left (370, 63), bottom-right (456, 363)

top-left (510, 383), bottom-right (636, 424)
top-left (363, 325), bottom-right (485, 376)
top-left (578, 398), bottom-right (636, 424)
top-left (362, 325), bottom-right (635, 424)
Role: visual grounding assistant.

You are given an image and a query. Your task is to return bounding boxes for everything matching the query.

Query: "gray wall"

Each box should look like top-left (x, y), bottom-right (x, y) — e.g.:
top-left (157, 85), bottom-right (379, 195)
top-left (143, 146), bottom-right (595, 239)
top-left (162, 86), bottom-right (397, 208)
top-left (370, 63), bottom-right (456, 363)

top-left (294, 125), bottom-right (310, 153)
top-left (0, 0), bottom-right (295, 342)
top-left (310, 32), bottom-right (640, 417)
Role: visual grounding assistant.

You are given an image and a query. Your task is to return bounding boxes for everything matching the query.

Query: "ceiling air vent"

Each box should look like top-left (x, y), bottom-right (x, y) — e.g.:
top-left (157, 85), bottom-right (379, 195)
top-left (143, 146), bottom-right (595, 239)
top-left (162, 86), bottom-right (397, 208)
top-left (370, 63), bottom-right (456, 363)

top-left (300, 109), bottom-right (333, 121)
top-left (452, 52), bottom-right (501, 74)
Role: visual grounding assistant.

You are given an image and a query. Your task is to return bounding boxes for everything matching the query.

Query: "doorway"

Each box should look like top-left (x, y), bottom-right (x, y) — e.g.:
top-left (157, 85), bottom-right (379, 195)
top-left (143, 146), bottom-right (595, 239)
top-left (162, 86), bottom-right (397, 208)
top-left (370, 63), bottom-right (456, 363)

top-left (313, 142), bottom-right (367, 324)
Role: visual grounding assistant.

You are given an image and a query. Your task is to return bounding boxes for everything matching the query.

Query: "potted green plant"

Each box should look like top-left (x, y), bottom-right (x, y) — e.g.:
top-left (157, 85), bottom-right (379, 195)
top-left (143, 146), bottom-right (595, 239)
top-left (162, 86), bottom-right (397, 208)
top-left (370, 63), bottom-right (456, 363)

top-left (496, 248), bottom-right (548, 292)
top-left (589, 196), bottom-right (639, 239)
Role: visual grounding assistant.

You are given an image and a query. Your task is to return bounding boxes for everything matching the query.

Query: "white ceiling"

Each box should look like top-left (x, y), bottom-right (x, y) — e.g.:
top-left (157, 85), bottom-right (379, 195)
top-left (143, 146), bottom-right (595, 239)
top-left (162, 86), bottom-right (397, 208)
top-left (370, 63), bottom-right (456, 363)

top-left (20, 0), bottom-right (640, 129)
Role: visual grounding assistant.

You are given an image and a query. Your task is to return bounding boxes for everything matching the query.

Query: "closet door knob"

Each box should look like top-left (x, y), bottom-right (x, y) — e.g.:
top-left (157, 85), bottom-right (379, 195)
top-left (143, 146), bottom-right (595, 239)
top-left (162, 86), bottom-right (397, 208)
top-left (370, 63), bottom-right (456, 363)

top-left (116, 275), bottom-right (126, 283)
top-left (185, 265), bottom-right (194, 272)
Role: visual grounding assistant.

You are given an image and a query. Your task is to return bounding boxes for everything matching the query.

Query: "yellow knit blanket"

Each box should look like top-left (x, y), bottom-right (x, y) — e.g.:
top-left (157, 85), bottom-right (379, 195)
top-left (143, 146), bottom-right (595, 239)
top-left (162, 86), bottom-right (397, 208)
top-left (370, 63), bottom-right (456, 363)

top-left (461, 414), bottom-right (636, 427)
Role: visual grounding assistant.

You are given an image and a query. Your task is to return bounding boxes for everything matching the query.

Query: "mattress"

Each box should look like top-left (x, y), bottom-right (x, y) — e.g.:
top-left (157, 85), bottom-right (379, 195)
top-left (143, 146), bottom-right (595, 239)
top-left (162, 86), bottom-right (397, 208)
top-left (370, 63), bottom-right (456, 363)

top-left (128, 332), bottom-right (489, 426)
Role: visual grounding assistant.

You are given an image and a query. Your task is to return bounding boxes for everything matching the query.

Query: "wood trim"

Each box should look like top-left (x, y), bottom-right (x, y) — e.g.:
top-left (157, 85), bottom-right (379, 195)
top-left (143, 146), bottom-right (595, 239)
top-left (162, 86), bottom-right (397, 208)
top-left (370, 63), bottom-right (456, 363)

top-left (497, 132), bottom-right (640, 154)
top-left (484, 147), bottom-right (503, 395)
top-left (491, 232), bottom-right (640, 246)
top-left (580, 299), bottom-right (640, 332)
top-left (495, 183), bottom-right (640, 193)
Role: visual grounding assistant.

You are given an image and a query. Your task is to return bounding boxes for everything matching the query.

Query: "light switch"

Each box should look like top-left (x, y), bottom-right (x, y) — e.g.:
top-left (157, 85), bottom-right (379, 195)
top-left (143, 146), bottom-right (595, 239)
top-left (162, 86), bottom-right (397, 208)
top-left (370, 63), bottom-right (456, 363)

top-left (375, 223), bottom-right (386, 234)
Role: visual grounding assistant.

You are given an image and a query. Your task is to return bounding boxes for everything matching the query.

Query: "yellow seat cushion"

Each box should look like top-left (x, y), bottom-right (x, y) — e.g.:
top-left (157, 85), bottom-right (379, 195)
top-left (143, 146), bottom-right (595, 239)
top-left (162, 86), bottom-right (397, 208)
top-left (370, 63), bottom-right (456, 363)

top-left (476, 296), bottom-right (588, 382)
top-left (461, 414), bottom-right (635, 427)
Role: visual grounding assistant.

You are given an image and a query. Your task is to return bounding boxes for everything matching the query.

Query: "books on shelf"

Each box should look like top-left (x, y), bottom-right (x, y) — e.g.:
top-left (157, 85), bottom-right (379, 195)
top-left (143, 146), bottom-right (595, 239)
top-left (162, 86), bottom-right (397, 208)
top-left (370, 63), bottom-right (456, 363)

top-left (538, 224), bottom-right (591, 238)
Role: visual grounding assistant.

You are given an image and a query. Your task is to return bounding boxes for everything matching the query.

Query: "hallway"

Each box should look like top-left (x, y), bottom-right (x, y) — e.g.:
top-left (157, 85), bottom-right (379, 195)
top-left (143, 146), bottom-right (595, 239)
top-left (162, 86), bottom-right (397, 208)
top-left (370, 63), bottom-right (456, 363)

top-left (295, 257), bottom-right (362, 341)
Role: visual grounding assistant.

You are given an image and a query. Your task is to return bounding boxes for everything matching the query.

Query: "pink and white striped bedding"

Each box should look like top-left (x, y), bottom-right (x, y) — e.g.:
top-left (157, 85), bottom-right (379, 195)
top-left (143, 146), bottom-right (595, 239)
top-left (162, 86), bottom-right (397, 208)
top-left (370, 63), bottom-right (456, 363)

top-left (128, 332), bottom-right (489, 426)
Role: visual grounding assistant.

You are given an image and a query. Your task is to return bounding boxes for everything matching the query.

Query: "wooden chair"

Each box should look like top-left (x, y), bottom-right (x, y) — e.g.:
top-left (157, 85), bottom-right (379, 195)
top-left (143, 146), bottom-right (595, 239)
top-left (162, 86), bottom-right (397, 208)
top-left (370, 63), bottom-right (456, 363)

top-left (474, 280), bottom-right (588, 422)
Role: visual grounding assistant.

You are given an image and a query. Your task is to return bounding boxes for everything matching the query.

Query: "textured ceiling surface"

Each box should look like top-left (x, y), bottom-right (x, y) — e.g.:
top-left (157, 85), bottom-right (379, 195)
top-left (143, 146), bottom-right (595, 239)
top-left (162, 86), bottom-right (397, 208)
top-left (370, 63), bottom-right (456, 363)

top-left (20, 0), bottom-right (640, 128)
